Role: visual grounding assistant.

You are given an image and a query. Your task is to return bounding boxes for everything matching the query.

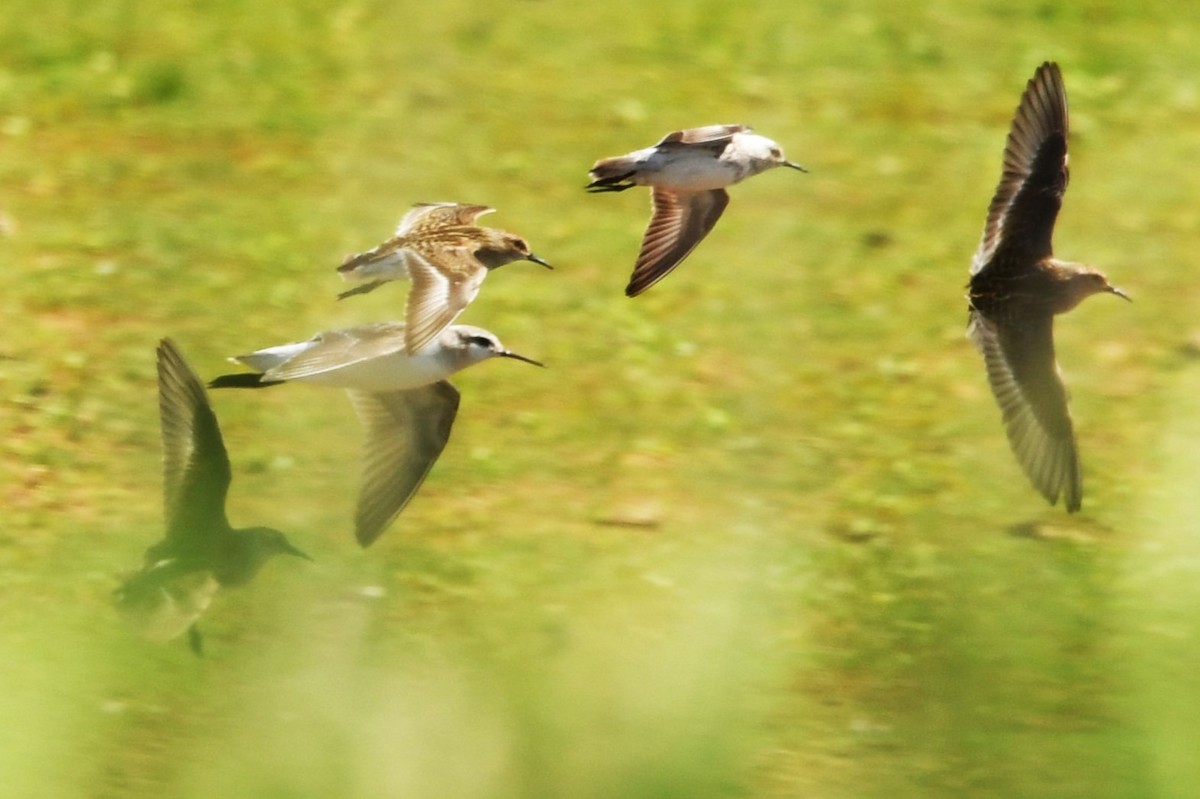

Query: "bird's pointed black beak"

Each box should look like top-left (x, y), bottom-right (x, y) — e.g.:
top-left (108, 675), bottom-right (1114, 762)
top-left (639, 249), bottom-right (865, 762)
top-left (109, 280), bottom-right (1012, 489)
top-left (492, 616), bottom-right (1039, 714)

top-left (783, 160), bottom-right (809, 173)
top-left (501, 350), bottom-right (545, 368)
top-left (1108, 285), bottom-right (1132, 302)
top-left (527, 253), bottom-right (554, 270)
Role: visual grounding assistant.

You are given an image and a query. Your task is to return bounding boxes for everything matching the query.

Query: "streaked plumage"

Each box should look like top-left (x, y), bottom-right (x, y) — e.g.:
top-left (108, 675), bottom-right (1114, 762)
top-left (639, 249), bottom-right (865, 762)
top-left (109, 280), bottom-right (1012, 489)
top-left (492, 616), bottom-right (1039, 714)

top-left (115, 338), bottom-right (310, 655)
top-left (586, 124), bottom-right (806, 296)
top-left (967, 62), bottom-right (1130, 512)
top-left (335, 202), bottom-right (551, 353)
top-left (210, 323), bottom-right (542, 546)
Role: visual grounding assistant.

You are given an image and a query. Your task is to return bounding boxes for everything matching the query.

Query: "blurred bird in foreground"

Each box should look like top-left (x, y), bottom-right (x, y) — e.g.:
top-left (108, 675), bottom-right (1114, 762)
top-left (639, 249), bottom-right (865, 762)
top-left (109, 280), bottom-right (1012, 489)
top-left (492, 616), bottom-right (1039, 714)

top-left (586, 124), bottom-right (806, 296)
top-left (209, 323), bottom-right (543, 547)
top-left (334, 202), bottom-right (552, 353)
top-left (967, 62), bottom-right (1130, 512)
top-left (115, 338), bottom-right (310, 656)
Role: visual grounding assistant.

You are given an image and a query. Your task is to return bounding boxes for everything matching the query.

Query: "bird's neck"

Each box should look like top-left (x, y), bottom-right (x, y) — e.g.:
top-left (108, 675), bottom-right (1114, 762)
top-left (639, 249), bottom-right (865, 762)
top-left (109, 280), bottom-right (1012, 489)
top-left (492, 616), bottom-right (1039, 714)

top-left (474, 248), bottom-right (514, 269)
top-left (1047, 260), bottom-right (1105, 313)
top-left (213, 529), bottom-right (275, 586)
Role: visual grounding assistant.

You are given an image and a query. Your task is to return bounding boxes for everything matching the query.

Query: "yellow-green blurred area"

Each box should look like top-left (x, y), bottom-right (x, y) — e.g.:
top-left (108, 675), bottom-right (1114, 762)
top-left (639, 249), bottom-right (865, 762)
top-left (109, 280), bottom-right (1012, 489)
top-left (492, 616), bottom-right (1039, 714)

top-left (3, 0), bottom-right (1200, 796)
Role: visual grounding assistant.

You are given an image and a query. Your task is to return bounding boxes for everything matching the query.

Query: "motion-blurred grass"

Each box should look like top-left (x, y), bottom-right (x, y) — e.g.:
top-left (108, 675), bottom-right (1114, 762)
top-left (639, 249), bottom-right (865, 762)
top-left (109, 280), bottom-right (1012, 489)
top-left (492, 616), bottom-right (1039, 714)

top-left (3, 1), bottom-right (1200, 796)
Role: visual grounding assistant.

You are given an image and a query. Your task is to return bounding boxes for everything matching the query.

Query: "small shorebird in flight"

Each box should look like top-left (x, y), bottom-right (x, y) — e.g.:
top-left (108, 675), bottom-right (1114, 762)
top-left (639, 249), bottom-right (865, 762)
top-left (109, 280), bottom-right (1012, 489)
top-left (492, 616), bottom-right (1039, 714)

top-left (210, 323), bottom-right (542, 547)
top-left (335, 202), bottom-right (551, 353)
top-left (116, 339), bottom-right (309, 655)
top-left (586, 124), bottom-right (805, 296)
top-left (967, 62), bottom-right (1130, 512)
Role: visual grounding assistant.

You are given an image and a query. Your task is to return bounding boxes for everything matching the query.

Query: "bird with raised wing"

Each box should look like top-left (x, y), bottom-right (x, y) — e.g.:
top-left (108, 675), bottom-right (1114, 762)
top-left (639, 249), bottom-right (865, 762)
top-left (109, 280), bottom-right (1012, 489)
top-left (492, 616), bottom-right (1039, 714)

top-left (116, 338), bottom-right (310, 655)
top-left (335, 202), bottom-right (552, 353)
top-left (967, 62), bottom-right (1130, 512)
top-left (587, 124), bottom-right (806, 296)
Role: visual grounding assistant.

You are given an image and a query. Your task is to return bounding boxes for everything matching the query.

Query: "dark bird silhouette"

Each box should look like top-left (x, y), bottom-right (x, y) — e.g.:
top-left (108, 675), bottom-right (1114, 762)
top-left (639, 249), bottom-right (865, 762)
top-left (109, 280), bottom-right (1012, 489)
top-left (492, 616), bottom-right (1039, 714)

top-left (967, 62), bottom-right (1130, 512)
top-left (115, 338), bottom-right (310, 655)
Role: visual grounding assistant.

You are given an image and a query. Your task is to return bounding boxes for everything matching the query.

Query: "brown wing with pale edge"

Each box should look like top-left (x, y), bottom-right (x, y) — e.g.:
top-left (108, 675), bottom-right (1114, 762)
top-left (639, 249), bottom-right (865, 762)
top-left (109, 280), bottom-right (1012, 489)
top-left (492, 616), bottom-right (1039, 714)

top-left (336, 204), bottom-right (494, 294)
top-left (403, 250), bottom-right (488, 353)
top-left (971, 62), bottom-right (1068, 277)
top-left (157, 338), bottom-right (232, 543)
top-left (346, 382), bottom-right (460, 546)
top-left (395, 203), bottom-right (494, 236)
top-left (968, 311), bottom-right (1081, 511)
top-left (626, 188), bottom-right (729, 297)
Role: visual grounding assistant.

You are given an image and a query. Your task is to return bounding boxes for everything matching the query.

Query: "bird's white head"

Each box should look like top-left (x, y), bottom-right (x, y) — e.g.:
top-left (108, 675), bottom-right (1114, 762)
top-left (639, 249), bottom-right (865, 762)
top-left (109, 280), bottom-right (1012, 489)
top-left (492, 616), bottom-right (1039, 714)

top-left (451, 325), bottom-right (544, 368)
top-left (737, 132), bottom-right (808, 176)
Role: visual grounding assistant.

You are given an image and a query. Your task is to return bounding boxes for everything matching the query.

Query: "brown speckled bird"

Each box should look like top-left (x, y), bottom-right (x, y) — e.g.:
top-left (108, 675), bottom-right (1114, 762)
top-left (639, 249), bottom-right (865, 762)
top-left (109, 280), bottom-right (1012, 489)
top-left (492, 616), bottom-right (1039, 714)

top-left (967, 62), bottom-right (1130, 512)
top-left (335, 202), bottom-right (552, 353)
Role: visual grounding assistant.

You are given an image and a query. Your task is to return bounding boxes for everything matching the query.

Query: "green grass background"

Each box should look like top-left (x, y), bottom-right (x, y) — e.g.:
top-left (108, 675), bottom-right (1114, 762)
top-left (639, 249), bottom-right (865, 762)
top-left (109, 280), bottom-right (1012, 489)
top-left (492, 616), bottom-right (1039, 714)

top-left (3, 0), bottom-right (1200, 796)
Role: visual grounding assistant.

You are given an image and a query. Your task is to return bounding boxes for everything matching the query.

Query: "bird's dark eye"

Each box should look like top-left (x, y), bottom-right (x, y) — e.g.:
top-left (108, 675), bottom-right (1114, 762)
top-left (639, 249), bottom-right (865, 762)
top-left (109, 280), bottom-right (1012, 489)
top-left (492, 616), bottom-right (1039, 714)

top-left (770, 147), bottom-right (782, 158)
top-left (468, 335), bottom-right (494, 348)
top-left (513, 238), bottom-right (528, 252)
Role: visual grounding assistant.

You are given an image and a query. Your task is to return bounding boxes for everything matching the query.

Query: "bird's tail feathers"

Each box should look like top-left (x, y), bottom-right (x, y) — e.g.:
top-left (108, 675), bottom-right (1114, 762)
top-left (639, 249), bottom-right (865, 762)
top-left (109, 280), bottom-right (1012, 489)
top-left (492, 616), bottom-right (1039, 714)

top-left (586, 157), bottom-right (638, 192)
top-left (207, 373), bottom-right (282, 389)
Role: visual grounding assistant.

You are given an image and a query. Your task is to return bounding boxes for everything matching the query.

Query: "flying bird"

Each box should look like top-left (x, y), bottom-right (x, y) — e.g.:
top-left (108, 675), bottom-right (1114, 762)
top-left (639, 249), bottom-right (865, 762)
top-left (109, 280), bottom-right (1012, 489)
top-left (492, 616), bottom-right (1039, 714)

top-left (116, 338), bottom-right (310, 655)
top-left (335, 202), bottom-right (551, 353)
top-left (967, 62), bottom-right (1130, 512)
top-left (586, 124), bottom-right (806, 296)
top-left (210, 323), bottom-right (542, 546)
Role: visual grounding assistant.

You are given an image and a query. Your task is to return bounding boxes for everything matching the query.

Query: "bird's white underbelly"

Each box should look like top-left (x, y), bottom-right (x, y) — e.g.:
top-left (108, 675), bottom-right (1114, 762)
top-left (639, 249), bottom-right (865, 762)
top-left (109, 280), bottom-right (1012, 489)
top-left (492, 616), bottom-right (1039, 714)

top-left (647, 155), bottom-right (742, 192)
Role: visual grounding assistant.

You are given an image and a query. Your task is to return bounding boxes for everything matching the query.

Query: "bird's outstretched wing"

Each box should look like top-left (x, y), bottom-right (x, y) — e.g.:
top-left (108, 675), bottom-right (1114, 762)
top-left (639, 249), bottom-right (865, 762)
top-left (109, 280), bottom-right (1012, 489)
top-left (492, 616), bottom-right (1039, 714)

top-left (657, 124), bottom-right (748, 148)
top-left (968, 311), bottom-right (1081, 511)
top-left (403, 248), bottom-right (489, 353)
top-left (395, 202), bottom-right (494, 236)
top-left (256, 323), bottom-right (409, 382)
top-left (347, 381), bottom-right (461, 546)
top-left (157, 338), bottom-right (232, 544)
top-left (626, 188), bottom-right (729, 297)
top-left (971, 62), bottom-right (1068, 277)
